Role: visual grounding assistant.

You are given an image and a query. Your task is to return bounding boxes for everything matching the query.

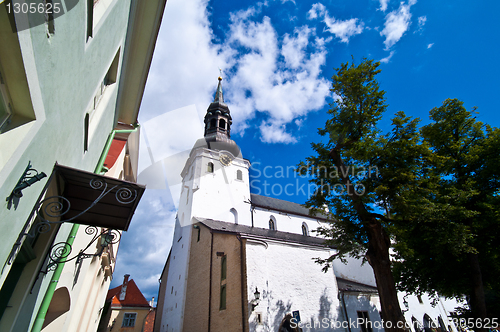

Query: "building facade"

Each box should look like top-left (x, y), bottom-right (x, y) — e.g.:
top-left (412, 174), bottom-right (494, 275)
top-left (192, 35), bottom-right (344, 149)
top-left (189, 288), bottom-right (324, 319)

top-left (0, 0), bottom-right (166, 331)
top-left (154, 78), bottom-right (462, 332)
top-left (98, 274), bottom-right (155, 332)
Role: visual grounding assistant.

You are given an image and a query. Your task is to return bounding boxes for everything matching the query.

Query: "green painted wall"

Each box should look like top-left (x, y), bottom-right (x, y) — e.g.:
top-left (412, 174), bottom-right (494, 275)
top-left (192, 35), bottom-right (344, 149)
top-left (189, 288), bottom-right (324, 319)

top-left (0, 0), bottom-right (134, 330)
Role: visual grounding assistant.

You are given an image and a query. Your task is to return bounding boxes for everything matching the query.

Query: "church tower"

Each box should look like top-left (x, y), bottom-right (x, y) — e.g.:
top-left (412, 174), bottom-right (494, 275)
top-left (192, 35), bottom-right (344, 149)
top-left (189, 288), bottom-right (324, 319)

top-left (157, 77), bottom-right (252, 332)
top-left (176, 76), bottom-right (252, 228)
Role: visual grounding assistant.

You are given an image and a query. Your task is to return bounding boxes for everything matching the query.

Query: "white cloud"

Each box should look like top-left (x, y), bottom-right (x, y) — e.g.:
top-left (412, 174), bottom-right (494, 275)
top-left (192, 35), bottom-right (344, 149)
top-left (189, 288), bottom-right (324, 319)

top-left (111, 190), bottom-right (176, 300)
top-left (117, 0), bottom-right (334, 298)
top-left (259, 121), bottom-right (297, 144)
top-left (139, 0), bottom-right (228, 124)
top-left (414, 15), bottom-right (426, 34)
top-left (427, 43), bottom-right (434, 49)
top-left (380, 50), bottom-right (395, 63)
top-left (380, 0), bottom-right (416, 50)
top-left (379, 0), bottom-right (390, 12)
top-left (307, 3), bottom-right (326, 20)
top-left (418, 16), bottom-right (426, 27)
top-left (225, 12), bottom-right (330, 143)
top-left (307, 3), bottom-right (364, 43)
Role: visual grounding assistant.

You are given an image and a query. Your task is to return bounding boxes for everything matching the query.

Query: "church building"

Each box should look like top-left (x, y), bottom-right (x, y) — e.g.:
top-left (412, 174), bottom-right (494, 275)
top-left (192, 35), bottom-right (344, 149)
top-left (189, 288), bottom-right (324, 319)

top-left (154, 78), bottom-right (460, 332)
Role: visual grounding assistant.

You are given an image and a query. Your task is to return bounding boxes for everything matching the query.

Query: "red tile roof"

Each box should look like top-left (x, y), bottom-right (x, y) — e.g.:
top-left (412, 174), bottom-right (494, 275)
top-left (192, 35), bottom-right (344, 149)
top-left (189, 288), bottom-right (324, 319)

top-left (143, 309), bottom-right (156, 332)
top-left (106, 279), bottom-right (150, 308)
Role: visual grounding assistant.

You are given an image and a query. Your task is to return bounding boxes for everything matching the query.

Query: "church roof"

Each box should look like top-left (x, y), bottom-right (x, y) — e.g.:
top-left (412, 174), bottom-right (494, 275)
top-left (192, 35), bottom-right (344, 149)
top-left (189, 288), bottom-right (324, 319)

top-left (197, 218), bottom-right (332, 248)
top-left (250, 194), bottom-right (329, 220)
top-left (336, 277), bottom-right (378, 293)
top-left (106, 279), bottom-right (150, 308)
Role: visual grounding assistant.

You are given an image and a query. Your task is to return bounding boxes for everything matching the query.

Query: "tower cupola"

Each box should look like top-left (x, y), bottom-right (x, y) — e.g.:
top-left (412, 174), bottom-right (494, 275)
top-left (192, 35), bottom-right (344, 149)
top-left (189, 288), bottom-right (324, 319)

top-left (204, 76), bottom-right (232, 139)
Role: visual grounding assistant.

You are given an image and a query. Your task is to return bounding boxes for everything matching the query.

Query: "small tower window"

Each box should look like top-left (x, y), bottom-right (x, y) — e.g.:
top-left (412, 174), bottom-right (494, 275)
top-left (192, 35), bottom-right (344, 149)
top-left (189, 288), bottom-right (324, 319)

top-left (207, 162), bottom-right (214, 173)
top-left (269, 218), bottom-right (275, 230)
top-left (221, 255), bottom-right (227, 281)
top-left (302, 223), bottom-right (308, 236)
top-left (236, 170), bottom-right (242, 180)
top-left (219, 119), bottom-right (226, 129)
top-left (230, 208), bottom-right (238, 224)
top-left (210, 118), bottom-right (216, 128)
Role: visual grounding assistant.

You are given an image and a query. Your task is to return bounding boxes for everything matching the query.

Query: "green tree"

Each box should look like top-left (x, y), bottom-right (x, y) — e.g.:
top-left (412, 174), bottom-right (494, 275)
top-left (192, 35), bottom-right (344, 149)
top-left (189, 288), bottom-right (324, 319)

top-left (392, 99), bottom-right (500, 321)
top-left (299, 58), bottom-right (425, 331)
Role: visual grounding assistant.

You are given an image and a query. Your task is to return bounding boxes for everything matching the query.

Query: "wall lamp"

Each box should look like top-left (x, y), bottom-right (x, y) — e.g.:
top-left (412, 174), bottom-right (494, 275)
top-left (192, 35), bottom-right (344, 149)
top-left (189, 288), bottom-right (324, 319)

top-left (251, 287), bottom-right (261, 311)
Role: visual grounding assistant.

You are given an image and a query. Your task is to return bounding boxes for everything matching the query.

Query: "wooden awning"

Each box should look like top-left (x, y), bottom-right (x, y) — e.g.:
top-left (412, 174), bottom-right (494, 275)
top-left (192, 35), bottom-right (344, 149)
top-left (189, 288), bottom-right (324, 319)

top-left (46, 164), bottom-right (146, 231)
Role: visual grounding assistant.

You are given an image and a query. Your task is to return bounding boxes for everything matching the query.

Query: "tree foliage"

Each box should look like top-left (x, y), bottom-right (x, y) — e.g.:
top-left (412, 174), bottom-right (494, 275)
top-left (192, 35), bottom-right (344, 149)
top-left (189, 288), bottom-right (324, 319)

top-left (301, 58), bottom-right (500, 323)
top-left (392, 99), bottom-right (500, 319)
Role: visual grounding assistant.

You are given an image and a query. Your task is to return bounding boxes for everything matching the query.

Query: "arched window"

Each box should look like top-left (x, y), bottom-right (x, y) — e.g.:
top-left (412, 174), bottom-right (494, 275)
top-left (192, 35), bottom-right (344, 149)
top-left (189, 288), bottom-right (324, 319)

top-left (438, 316), bottom-right (448, 332)
top-left (230, 208), bottom-right (238, 224)
top-left (43, 287), bottom-right (71, 329)
top-left (269, 216), bottom-right (276, 230)
top-left (207, 162), bottom-right (214, 173)
top-left (412, 316), bottom-right (422, 332)
top-left (210, 118), bottom-right (216, 128)
top-left (301, 222), bottom-right (308, 236)
top-left (219, 119), bottom-right (226, 129)
top-left (269, 219), bottom-right (275, 230)
top-left (236, 170), bottom-right (243, 180)
top-left (423, 314), bottom-right (434, 332)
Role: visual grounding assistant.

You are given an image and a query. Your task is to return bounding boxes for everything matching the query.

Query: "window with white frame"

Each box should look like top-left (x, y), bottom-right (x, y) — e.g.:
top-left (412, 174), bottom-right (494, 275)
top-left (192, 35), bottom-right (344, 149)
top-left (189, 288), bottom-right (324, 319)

top-left (122, 312), bottom-right (137, 327)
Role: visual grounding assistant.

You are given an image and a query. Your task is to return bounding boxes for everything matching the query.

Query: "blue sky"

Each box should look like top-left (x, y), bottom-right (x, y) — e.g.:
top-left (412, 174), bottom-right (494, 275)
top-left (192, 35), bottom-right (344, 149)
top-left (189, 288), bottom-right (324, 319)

top-left (110, 0), bottom-right (500, 300)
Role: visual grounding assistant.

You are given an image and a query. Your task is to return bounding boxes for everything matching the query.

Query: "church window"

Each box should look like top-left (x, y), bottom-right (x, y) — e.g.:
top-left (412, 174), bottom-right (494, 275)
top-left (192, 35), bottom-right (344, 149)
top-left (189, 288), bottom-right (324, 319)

top-left (302, 223), bottom-right (308, 236)
top-left (207, 162), bottom-right (214, 173)
top-left (219, 119), bottom-right (226, 129)
top-left (210, 118), bottom-right (216, 128)
top-left (219, 284), bottom-right (226, 310)
top-left (122, 313), bottom-right (137, 327)
top-left (357, 311), bottom-right (373, 332)
top-left (423, 314), bottom-right (434, 332)
top-left (269, 218), bottom-right (275, 230)
top-left (230, 208), bottom-right (238, 224)
top-left (236, 170), bottom-right (243, 180)
top-left (221, 255), bottom-right (227, 281)
top-left (417, 295), bottom-right (423, 304)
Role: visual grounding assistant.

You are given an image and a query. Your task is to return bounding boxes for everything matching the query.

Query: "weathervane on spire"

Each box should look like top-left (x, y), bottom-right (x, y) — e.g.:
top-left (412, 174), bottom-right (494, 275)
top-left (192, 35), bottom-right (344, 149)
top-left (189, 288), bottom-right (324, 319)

top-left (218, 68), bottom-right (223, 81)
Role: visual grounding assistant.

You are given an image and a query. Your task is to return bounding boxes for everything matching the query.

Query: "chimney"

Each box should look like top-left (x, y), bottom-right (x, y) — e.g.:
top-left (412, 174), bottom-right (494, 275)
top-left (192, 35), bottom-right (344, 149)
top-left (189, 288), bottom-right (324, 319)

top-left (119, 274), bottom-right (130, 301)
top-left (150, 297), bottom-right (155, 307)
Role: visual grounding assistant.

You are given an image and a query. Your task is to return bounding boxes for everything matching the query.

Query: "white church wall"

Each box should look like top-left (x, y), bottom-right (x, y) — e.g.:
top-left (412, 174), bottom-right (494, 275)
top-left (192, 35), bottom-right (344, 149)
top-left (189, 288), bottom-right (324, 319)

top-left (159, 219), bottom-right (193, 332)
top-left (188, 149), bottom-right (252, 226)
top-left (246, 240), bottom-right (341, 331)
top-left (399, 292), bottom-right (461, 332)
top-left (331, 256), bottom-right (377, 288)
top-left (252, 207), bottom-right (323, 237)
top-left (342, 293), bottom-right (383, 332)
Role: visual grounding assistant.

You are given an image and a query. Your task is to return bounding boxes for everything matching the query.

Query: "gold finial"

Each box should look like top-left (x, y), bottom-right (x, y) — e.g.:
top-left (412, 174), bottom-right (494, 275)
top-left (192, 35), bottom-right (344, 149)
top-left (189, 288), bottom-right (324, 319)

top-left (218, 68), bottom-right (223, 81)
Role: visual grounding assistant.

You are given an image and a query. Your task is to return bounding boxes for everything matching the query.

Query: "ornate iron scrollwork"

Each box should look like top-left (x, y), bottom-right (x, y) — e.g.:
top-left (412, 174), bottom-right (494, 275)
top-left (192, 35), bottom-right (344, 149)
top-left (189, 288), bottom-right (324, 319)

top-left (29, 177), bottom-right (137, 238)
top-left (42, 226), bottom-right (121, 273)
top-left (5, 175), bottom-right (137, 273)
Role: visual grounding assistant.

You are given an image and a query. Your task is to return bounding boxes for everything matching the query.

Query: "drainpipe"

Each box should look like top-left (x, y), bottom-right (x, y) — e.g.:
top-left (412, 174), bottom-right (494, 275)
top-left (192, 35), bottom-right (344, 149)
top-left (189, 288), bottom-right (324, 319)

top-left (95, 123), bottom-right (140, 174)
top-left (31, 124), bottom-right (139, 332)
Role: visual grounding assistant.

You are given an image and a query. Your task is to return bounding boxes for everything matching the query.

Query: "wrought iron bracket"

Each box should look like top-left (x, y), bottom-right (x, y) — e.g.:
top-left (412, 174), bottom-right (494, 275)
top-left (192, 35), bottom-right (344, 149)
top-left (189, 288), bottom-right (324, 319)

top-left (3, 167), bottom-right (139, 276)
top-left (6, 161), bottom-right (47, 209)
top-left (41, 227), bottom-right (120, 274)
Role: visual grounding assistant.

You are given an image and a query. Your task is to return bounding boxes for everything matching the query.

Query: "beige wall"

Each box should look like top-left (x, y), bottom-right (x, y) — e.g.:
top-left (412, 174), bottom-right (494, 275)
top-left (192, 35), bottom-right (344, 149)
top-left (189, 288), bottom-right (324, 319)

top-left (154, 253), bottom-right (170, 332)
top-left (102, 307), bottom-right (150, 332)
top-left (183, 225), bottom-right (248, 332)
